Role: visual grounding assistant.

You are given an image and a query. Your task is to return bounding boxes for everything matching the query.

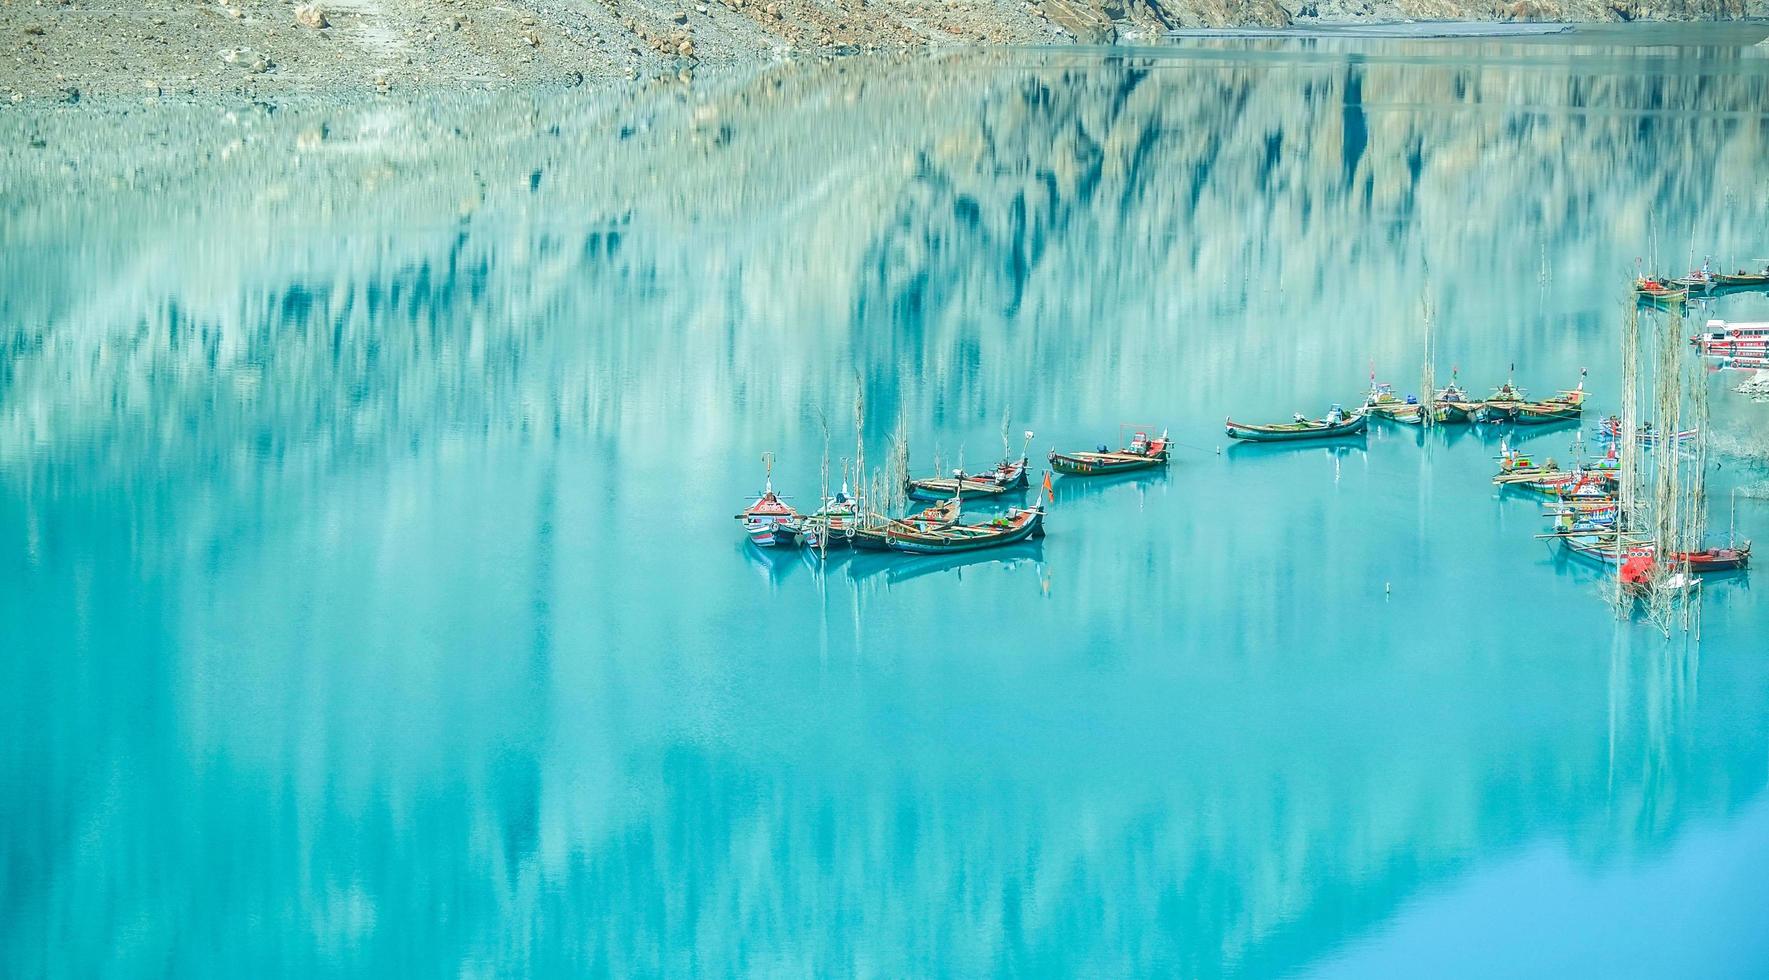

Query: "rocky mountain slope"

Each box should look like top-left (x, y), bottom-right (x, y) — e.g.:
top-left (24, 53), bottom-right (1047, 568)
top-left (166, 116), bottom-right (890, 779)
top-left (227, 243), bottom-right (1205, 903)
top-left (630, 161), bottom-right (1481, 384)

top-left (3, 0), bottom-right (1765, 100)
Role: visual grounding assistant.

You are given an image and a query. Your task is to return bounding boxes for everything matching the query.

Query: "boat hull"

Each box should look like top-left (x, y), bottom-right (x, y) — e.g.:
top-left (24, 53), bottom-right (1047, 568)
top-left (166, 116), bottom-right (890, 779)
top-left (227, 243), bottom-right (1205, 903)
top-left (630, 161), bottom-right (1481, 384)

top-left (1714, 273), bottom-right (1769, 289)
top-left (1474, 402), bottom-right (1523, 423)
top-left (906, 478), bottom-right (1014, 502)
top-left (745, 520), bottom-right (803, 548)
top-left (884, 509), bottom-right (1045, 554)
top-left (1225, 412), bottom-right (1368, 442)
top-left (1047, 451), bottom-right (1167, 476)
top-left (1514, 404), bottom-right (1582, 425)
top-left (1558, 537), bottom-right (1750, 573)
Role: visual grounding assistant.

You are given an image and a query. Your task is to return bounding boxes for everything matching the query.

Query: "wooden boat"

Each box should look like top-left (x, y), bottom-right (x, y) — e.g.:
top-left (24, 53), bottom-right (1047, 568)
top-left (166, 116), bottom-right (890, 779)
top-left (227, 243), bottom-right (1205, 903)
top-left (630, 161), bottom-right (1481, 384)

top-left (1434, 372), bottom-right (1475, 423)
top-left (1226, 406), bottom-right (1367, 442)
top-left (1509, 470), bottom-right (1614, 500)
top-left (1548, 500), bottom-right (1619, 534)
top-left (1473, 373), bottom-right (1528, 423)
top-left (1049, 428), bottom-right (1170, 475)
top-left (907, 431), bottom-right (1034, 500)
top-left (849, 499), bottom-right (961, 551)
top-left (1360, 379), bottom-right (1412, 420)
top-left (1513, 373), bottom-right (1586, 425)
top-left (1670, 265), bottom-right (1718, 294)
top-left (1390, 403), bottom-right (1454, 426)
top-left (1492, 445), bottom-right (1558, 483)
top-left (1714, 269), bottom-right (1769, 289)
top-left (1595, 416), bottom-right (1697, 447)
top-left (736, 455), bottom-right (803, 548)
top-left (906, 459), bottom-right (1028, 502)
top-left (802, 485), bottom-right (863, 550)
top-left (1556, 533), bottom-right (1750, 573)
top-left (883, 505), bottom-right (1046, 554)
top-left (1633, 277), bottom-right (1687, 304)
top-left (1678, 544), bottom-right (1751, 572)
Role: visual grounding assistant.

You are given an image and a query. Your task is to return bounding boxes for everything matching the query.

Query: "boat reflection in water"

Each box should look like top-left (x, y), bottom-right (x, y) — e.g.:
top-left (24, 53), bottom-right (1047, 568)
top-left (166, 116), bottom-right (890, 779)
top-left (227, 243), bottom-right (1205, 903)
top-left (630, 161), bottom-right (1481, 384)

top-left (6, 30), bottom-right (1769, 980)
top-left (1050, 468), bottom-right (1169, 506)
top-left (845, 543), bottom-right (1044, 588)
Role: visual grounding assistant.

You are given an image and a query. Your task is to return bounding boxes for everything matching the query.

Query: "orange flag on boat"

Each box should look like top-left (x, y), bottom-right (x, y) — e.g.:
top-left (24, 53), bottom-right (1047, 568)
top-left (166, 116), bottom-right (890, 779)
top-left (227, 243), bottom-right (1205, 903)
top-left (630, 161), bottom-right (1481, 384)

top-left (1042, 470), bottom-right (1053, 503)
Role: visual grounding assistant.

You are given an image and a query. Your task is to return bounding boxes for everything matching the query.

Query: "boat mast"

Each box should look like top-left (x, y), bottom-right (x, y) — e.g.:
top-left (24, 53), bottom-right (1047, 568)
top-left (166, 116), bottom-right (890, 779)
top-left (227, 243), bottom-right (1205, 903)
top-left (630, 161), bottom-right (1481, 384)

top-left (818, 412), bottom-right (831, 561)
top-left (854, 379), bottom-right (866, 522)
top-left (1419, 283), bottom-right (1436, 429)
top-left (1616, 302), bottom-right (1641, 614)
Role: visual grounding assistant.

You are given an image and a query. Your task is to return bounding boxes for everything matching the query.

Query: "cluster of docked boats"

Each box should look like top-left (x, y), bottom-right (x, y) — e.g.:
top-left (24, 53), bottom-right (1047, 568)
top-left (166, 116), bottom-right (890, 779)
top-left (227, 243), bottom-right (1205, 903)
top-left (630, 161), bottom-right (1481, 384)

top-left (1633, 260), bottom-right (1769, 306)
top-left (1494, 443), bottom-right (1750, 583)
top-left (1220, 369), bottom-right (1589, 443)
top-left (736, 429), bottom-right (1172, 555)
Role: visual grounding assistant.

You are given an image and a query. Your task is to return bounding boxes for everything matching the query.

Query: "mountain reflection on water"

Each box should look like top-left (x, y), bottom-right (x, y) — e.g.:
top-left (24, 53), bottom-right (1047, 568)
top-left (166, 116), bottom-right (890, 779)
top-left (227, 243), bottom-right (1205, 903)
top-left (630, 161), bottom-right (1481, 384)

top-left (5, 39), bottom-right (1769, 976)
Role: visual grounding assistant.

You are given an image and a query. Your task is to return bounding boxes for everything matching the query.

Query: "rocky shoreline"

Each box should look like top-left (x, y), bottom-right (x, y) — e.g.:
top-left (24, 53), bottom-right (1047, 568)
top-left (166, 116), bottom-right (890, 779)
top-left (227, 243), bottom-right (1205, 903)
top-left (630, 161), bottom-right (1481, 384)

top-left (2, 0), bottom-right (1764, 102)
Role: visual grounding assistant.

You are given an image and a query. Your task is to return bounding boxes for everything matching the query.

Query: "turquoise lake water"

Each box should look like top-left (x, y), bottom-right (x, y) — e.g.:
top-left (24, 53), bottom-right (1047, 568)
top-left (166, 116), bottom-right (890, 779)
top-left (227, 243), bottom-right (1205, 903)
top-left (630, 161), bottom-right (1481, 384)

top-left (4, 31), bottom-right (1769, 977)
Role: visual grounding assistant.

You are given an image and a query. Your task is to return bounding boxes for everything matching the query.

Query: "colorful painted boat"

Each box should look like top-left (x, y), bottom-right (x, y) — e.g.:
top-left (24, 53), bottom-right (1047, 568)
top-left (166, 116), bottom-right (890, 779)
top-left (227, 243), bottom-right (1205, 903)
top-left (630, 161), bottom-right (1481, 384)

top-left (1433, 373), bottom-right (1475, 423)
top-left (906, 458), bottom-right (1028, 502)
top-left (1514, 374), bottom-right (1586, 425)
top-left (1049, 429), bottom-right (1171, 475)
top-left (883, 506), bottom-right (1046, 554)
top-left (1679, 544), bottom-right (1752, 572)
top-left (802, 485), bottom-right (864, 550)
top-left (1492, 446), bottom-right (1559, 484)
top-left (1633, 277), bottom-right (1688, 304)
top-left (1360, 379), bottom-right (1412, 420)
top-left (736, 457), bottom-right (803, 548)
top-left (849, 499), bottom-right (962, 551)
top-left (1594, 416), bottom-right (1697, 447)
top-left (1474, 372), bottom-right (1534, 422)
top-left (1558, 534), bottom-right (1750, 573)
top-left (1225, 406), bottom-right (1367, 442)
top-left (906, 432), bottom-right (1035, 501)
top-left (1390, 403), bottom-right (1453, 426)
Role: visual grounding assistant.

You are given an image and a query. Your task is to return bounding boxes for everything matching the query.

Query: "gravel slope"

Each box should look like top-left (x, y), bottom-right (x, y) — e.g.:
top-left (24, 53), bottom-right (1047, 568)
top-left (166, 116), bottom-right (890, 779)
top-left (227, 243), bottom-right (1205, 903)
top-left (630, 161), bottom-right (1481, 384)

top-left (3, 0), bottom-right (1765, 101)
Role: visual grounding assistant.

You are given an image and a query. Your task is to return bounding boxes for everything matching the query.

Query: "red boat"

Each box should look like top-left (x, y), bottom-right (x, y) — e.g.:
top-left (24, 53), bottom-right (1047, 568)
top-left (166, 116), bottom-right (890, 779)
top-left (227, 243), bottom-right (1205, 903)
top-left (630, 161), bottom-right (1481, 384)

top-left (735, 454), bottom-right (804, 548)
top-left (1673, 544), bottom-right (1752, 572)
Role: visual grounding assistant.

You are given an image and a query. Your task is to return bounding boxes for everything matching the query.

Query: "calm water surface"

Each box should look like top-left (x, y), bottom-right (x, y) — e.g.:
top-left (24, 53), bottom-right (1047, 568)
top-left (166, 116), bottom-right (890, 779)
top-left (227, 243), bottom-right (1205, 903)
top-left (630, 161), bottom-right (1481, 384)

top-left (4, 31), bottom-right (1769, 977)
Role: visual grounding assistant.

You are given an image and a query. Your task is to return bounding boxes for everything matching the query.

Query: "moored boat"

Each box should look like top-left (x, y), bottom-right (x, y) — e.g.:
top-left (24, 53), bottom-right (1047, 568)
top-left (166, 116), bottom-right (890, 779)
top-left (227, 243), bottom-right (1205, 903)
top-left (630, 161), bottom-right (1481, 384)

top-left (883, 505), bottom-right (1046, 554)
top-left (905, 431), bottom-right (1034, 501)
top-left (1594, 416), bottom-right (1697, 447)
top-left (1714, 268), bottom-right (1769, 289)
top-left (802, 484), bottom-right (863, 550)
top-left (1049, 428), bottom-right (1171, 475)
top-left (1473, 371), bottom-right (1528, 423)
top-left (1678, 543), bottom-right (1752, 572)
top-left (1360, 377), bottom-right (1412, 420)
top-left (1225, 405), bottom-right (1367, 442)
top-left (1556, 533), bottom-right (1750, 573)
top-left (1633, 277), bottom-right (1688, 304)
top-left (849, 499), bottom-right (962, 551)
top-left (1513, 372), bottom-right (1586, 425)
top-left (905, 472), bottom-right (1020, 502)
top-left (1390, 403), bottom-right (1451, 426)
top-left (736, 454), bottom-right (803, 548)
top-left (1492, 445), bottom-right (1560, 483)
top-left (1434, 371), bottom-right (1475, 423)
